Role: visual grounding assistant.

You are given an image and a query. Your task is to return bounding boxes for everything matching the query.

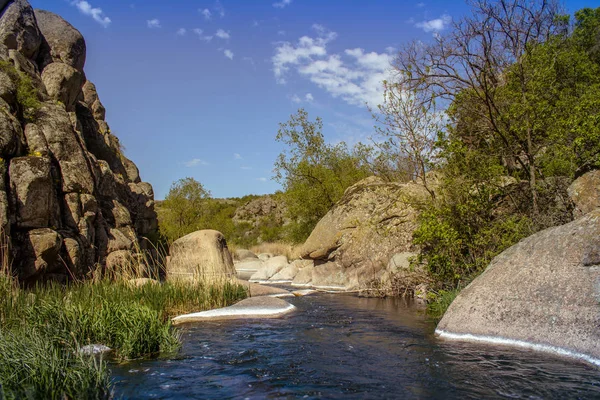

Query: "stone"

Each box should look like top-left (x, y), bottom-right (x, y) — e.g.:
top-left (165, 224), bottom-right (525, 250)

top-left (172, 296), bottom-right (295, 324)
top-left (568, 170), bottom-right (600, 219)
top-left (0, 0), bottom-right (41, 59)
top-left (269, 263), bottom-right (299, 282)
top-left (249, 255), bottom-right (288, 282)
top-left (257, 253), bottom-right (272, 261)
top-left (9, 156), bottom-right (55, 228)
top-left (0, 106), bottom-right (24, 158)
top-left (292, 266), bottom-right (313, 287)
top-left (437, 208), bottom-right (600, 366)
top-left (387, 252), bottom-right (417, 271)
top-left (40, 62), bottom-right (83, 109)
top-left (105, 249), bottom-right (134, 273)
top-left (107, 227), bottom-right (135, 253)
top-left (15, 228), bottom-right (61, 279)
top-left (298, 176), bottom-right (424, 291)
top-left (34, 9), bottom-right (86, 71)
top-left (23, 123), bottom-right (49, 155)
top-left (235, 259), bottom-right (263, 280)
top-left (233, 278), bottom-right (292, 297)
top-left (36, 102), bottom-right (94, 193)
top-left (62, 236), bottom-right (83, 276)
top-left (167, 230), bottom-right (236, 281)
top-left (233, 248), bottom-right (258, 261)
top-left (8, 48), bottom-right (46, 96)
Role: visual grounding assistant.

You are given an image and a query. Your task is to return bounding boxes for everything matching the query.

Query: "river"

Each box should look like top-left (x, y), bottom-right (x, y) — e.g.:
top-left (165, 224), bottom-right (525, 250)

top-left (111, 292), bottom-right (600, 399)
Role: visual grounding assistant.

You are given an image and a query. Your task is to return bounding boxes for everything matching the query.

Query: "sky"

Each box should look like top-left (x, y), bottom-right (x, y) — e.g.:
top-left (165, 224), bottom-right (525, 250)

top-left (31, 0), bottom-right (598, 199)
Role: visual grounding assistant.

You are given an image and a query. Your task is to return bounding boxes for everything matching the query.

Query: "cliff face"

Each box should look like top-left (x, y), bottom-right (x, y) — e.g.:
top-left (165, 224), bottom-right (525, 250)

top-left (0, 0), bottom-right (158, 282)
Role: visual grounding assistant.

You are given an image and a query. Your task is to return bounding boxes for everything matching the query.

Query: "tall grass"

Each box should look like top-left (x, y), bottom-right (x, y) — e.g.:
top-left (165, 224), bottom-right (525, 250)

top-left (0, 236), bottom-right (247, 399)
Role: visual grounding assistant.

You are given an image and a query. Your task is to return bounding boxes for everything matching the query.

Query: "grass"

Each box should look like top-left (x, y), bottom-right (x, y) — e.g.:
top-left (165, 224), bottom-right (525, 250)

top-left (0, 240), bottom-right (247, 399)
top-left (249, 241), bottom-right (295, 259)
top-left (426, 288), bottom-right (461, 321)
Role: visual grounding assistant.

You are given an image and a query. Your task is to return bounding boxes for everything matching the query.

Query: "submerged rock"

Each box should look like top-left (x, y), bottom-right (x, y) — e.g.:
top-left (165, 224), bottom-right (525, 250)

top-left (171, 297), bottom-right (296, 324)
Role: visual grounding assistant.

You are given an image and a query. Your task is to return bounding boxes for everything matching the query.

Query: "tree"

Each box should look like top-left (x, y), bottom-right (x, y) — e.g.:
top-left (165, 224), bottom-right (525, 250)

top-left (371, 83), bottom-right (443, 196)
top-left (159, 177), bottom-right (211, 242)
top-left (274, 109), bottom-right (370, 242)
top-left (393, 0), bottom-right (564, 214)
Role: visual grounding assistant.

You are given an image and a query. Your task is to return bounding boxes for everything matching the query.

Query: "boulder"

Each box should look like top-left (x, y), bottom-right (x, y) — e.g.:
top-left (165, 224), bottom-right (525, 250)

top-left (234, 258), bottom-right (263, 280)
top-left (233, 278), bottom-right (291, 297)
top-left (9, 156), bottom-right (56, 228)
top-left (298, 176), bottom-right (425, 291)
top-left (40, 62), bottom-right (83, 109)
top-left (34, 9), bottom-right (86, 71)
top-left (167, 230), bottom-right (236, 281)
top-left (233, 248), bottom-right (258, 261)
top-left (0, 68), bottom-right (17, 105)
top-left (269, 263), bottom-right (300, 282)
top-left (568, 170), bottom-right (600, 219)
top-left (0, 0), bottom-right (41, 59)
top-left (105, 249), bottom-right (134, 273)
top-left (437, 208), bottom-right (600, 365)
top-left (107, 227), bottom-right (135, 253)
top-left (257, 253), bottom-right (272, 261)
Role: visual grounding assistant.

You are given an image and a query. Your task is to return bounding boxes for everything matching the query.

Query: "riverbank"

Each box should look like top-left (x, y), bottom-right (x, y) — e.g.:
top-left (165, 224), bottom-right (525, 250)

top-left (0, 274), bottom-right (246, 399)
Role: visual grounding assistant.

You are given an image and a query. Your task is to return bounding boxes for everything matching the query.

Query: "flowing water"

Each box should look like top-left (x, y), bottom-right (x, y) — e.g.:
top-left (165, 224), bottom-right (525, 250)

top-left (111, 293), bottom-right (600, 399)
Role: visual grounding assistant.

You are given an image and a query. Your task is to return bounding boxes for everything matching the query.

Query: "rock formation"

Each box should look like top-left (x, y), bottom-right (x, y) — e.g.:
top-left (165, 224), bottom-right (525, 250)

top-left (437, 169), bottom-right (600, 365)
top-left (0, 0), bottom-right (158, 282)
top-left (231, 177), bottom-right (429, 291)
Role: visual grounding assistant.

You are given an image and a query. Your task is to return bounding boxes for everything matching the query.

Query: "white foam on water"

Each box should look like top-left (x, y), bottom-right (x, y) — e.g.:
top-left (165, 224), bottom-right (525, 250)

top-left (436, 329), bottom-right (600, 367)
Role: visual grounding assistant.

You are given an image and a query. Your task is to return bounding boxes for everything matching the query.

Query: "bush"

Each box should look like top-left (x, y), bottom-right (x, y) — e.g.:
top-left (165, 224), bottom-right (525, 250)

top-left (0, 60), bottom-right (41, 121)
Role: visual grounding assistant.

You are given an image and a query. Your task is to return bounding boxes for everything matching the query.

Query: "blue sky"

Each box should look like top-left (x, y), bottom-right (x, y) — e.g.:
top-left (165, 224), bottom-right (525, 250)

top-left (31, 0), bottom-right (598, 199)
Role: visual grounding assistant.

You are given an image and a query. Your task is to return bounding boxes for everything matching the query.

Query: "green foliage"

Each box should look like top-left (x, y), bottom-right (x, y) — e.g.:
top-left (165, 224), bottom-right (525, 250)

top-left (159, 177), bottom-right (211, 242)
top-left (274, 109), bottom-right (371, 242)
top-left (0, 60), bottom-right (40, 121)
top-left (426, 288), bottom-right (461, 321)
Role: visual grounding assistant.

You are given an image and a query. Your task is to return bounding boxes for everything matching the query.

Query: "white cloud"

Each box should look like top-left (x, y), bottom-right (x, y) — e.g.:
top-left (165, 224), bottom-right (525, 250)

top-left (415, 14), bottom-right (451, 33)
top-left (216, 29), bottom-right (230, 39)
top-left (252, 20), bottom-right (260, 27)
top-left (70, 1), bottom-right (111, 27)
top-left (176, 28), bottom-right (186, 36)
top-left (201, 8), bottom-right (212, 20)
top-left (215, 0), bottom-right (225, 18)
top-left (272, 26), bottom-right (392, 108)
top-left (290, 94), bottom-right (301, 103)
top-left (224, 49), bottom-right (234, 60)
top-left (147, 19), bottom-right (161, 29)
top-left (305, 93), bottom-right (314, 102)
top-left (184, 158), bottom-right (209, 167)
top-left (193, 28), bottom-right (213, 42)
top-left (416, 2), bottom-right (425, 7)
top-left (234, 153), bottom-right (242, 160)
top-left (256, 177), bottom-right (268, 182)
top-left (273, 0), bottom-right (292, 9)
top-left (277, 30), bottom-right (286, 36)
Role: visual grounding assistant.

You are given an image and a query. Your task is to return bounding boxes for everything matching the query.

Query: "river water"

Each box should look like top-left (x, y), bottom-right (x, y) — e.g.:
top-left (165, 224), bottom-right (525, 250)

top-left (111, 293), bottom-right (600, 399)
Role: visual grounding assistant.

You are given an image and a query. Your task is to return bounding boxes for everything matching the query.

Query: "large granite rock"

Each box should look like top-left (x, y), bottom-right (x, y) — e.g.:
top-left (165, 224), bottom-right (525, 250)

top-left (0, 3), bottom-right (159, 282)
top-left (167, 230), bottom-right (236, 281)
top-left (296, 176), bottom-right (426, 291)
top-left (436, 208), bottom-right (600, 365)
top-left (0, 0), bottom-right (41, 59)
top-left (34, 8), bottom-right (86, 71)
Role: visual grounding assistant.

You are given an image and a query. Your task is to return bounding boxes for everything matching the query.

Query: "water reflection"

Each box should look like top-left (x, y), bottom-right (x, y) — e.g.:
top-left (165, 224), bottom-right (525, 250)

top-left (111, 293), bottom-right (600, 399)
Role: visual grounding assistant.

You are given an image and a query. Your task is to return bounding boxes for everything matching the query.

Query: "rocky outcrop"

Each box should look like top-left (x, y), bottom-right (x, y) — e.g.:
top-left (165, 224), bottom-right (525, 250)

top-left (293, 176), bottom-right (426, 291)
top-left (568, 170), bottom-right (600, 219)
top-left (167, 230), bottom-right (236, 281)
top-left (436, 207), bottom-right (600, 366)
top-left (0, 1), bottom-right (158, 282)
top-left (232, 195), bottom-right (289, 241)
